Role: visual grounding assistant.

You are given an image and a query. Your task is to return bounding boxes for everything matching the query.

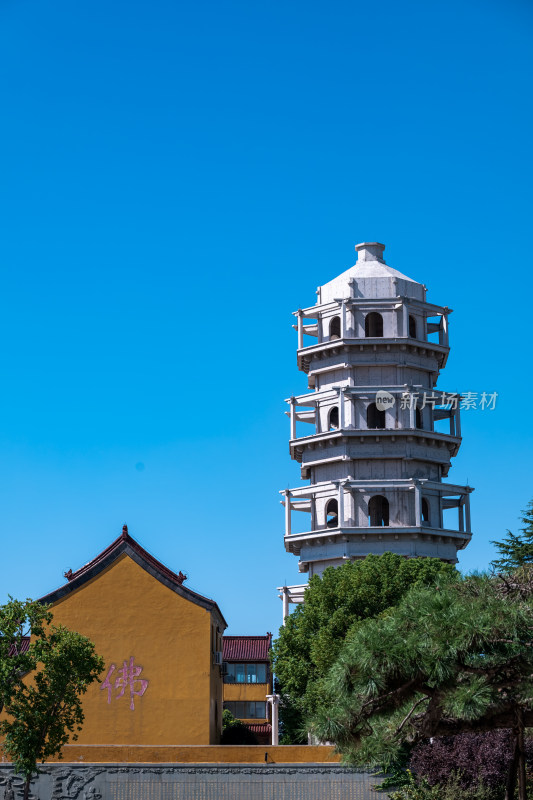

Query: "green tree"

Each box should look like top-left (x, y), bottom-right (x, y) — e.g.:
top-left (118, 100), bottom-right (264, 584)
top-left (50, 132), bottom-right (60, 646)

top-left (491, 500), bottom-right (533, 573)
top-left (0, 598), bottom-right (52, 715)
top-left (271, 553), bottom-right (456, 743)
top-left (310, 569), bottom-right (533, 800)
top-left (0, 623), bottom-right (104, 800)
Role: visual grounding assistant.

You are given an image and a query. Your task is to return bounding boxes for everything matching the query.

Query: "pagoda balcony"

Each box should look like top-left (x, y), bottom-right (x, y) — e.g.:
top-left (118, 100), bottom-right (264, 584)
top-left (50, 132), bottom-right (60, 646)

top-left (284, 526), bottom-right (471, 554)
top-left (293, 297), bottom-right (451, 374)
top-left (293, 296), bottom-right (451, 349)
top-left (281, 478), bottom-right (473, 542)
top-left (277, 584), bottom-right (308, 620)
top-left (286, 386), bottom-right (462, 458)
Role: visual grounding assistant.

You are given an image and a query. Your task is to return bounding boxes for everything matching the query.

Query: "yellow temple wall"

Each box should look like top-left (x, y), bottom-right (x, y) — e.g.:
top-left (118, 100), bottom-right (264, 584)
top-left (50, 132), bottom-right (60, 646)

top-left (41, 553), bottom-right (221, 745)
top-left (6, 744), bottom-right (340, 764)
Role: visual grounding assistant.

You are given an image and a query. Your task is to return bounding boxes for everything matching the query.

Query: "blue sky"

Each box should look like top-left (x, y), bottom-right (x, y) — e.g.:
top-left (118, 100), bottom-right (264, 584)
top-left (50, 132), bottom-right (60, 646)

top-left (0, 0), bottom-right (531, 635)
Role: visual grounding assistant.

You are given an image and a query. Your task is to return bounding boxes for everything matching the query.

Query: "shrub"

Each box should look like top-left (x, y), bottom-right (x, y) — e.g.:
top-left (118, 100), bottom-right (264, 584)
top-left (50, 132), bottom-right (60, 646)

top-left (409, 731), bottom-right (533, 792)
top-left (389, 771), bottom-right (498, 800)
top-left (221, 709), bottom-right (258, 745)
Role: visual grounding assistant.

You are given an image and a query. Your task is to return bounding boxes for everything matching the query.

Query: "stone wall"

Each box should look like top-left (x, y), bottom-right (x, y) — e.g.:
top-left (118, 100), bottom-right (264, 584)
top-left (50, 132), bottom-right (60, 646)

top-left (0, 763), bottom-right (385, 800)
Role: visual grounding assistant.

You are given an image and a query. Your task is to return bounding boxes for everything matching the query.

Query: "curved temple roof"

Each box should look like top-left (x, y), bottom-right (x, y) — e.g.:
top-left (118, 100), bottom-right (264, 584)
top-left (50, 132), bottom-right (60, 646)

top-left (40, 524), bottom-right (227, 629)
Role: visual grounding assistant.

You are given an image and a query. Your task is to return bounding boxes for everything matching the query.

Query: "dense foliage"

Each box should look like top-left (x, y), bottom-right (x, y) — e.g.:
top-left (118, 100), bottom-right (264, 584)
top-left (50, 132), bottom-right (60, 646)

top-left (272, 553), bottom-right (456, 743)
top-left (221, 709), bottom-right (258, 745)
top-left (491, 500), bottom-right (533, 573)
top-left (310, 568), bottom-right (533, 797)
top-left (410, 731), bottom-right (533, 792)
top-left (0, 598), bottom-right (52, 716)
top-left (389, 770), bottom-right (499, 800)
top-left (0, 602), bottom-right (104, 800)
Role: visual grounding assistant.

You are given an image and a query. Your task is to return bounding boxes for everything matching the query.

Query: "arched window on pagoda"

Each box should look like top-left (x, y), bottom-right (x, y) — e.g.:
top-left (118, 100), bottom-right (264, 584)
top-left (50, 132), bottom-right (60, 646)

top-left (409, 315), bottom-right (417, 339)
top-left (367, 402), bottom-right (385, 429)
top-left (365, 312), bottom-right (383, 338)
top-left (422, 498), bottom-right (430, 524)
top-left (325, 499), bottom-right (339, 528)
top-left (368, 495), bottom-right (389, 527)
top-left (329, 316), bottom-right (341, 340)
top-left (328, 406), bottom-right (339, 431)
top-left (415, 408), bottom-right (423, 429)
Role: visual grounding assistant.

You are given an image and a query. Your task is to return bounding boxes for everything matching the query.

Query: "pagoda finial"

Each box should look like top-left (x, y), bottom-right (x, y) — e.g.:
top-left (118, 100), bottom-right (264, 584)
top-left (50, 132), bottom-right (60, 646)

top-left (122, 524), bottom-right (128, 537)
top-left (354, 241), bottom-right (386, 263)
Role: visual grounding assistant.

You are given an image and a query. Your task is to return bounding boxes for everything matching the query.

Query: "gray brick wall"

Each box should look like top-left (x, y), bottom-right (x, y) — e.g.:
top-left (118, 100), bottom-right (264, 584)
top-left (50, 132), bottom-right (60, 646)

top-left (0, 763), bottom-right (387, 800)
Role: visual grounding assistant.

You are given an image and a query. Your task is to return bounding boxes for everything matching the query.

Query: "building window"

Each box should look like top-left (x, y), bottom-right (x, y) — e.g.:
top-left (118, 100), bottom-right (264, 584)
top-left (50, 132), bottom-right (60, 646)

top-left (415, 408), bottom-right (423, 429)
top-left (224, 701), bottom-right (267, 719)
top-left (367, 402), bottom-right (385, 429)
top-left (369, 495), bottom-right (389, 527)
top-left (409, 315), bottom-right (417, 339)
top-left (325, 498), bottom-right (338, 528)
top-left (365, 312), bottom-right (383, 337)
top-left (422, 498), bottom-right (430, 524)
top-left (224, 663), bottom-right (268, 684)
top-left (328, 406), bottom-right (339, 430)
top-left (329, 316), bottom-right (341, 340)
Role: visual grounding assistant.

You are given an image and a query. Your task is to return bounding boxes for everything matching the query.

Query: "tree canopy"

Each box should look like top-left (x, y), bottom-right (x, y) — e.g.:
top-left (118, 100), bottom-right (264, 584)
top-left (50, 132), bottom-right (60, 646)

top-left (0, 600), bottom-right (104, 800)
top-left (491, 500), bottom-right (533, 573)
top-left (271, 553), bottom-right (456, 742)
top-left (0, 598), bottom-right (52, 716)
top-left (309, 568), bottom-right (533, 799)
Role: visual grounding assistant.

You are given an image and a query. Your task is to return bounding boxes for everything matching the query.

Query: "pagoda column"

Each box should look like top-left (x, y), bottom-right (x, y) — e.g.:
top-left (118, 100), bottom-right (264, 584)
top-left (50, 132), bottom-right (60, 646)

top-left (465, 492), bottom-right (472, 533)
top-left (297, 309), bottom-right (304, 349)
top-left (338, 387), bottom-right (345, 429)
top-left (289, 397), bottom-right (296, 440)
top-left (402, 300), bottom-right (409, 337)
top-left (284, 490), bottom-right (291, 536)
top-left (413, 483), bottom-right (422, 527)
top-left (337, 482), bottom-right (345, 527)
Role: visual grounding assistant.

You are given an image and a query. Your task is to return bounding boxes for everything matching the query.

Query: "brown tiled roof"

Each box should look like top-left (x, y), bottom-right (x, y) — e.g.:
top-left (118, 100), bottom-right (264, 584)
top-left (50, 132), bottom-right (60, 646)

top-left (39, 525), bottom-right (227, 629)
top-left (246, 722), bottom-right (272, 734)
top-left (8, 636), bottom-right (30, 657)
top-left (222, 633), bottom-right (272, 662)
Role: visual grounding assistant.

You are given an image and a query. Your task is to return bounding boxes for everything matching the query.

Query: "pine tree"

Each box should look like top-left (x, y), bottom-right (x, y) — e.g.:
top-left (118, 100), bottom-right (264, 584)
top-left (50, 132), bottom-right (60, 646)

top-left (309, 569), bottom-right (533, 800)
top-left (491, 500), bottom-right (533, 573)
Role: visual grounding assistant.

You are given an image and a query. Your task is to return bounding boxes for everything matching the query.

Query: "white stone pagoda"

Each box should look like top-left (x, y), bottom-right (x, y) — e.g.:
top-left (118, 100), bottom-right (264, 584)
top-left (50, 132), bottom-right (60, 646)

top-left (279, 242), bottom-right (473, 618)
